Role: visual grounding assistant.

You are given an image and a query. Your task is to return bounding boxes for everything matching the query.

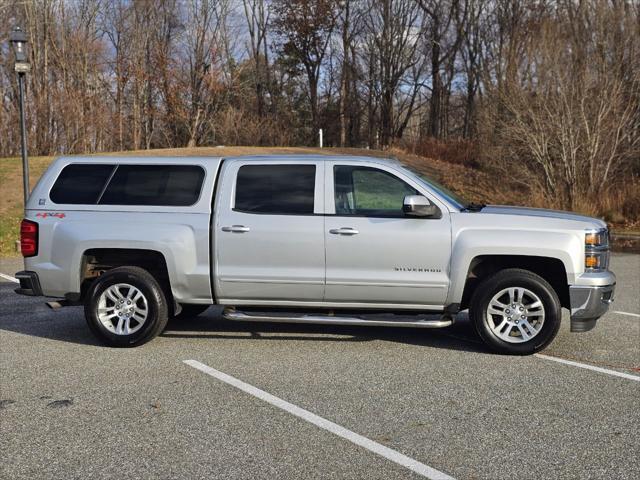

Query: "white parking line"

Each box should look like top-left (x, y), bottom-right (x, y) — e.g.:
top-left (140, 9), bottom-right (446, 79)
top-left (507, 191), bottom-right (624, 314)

top-left (613, 311), bottom-right (640, 318)
top-left (535, 354), bottom-right (640, 382)
top-left (184, 359), bottom-right (455, 480)
top-left (0, 272), bottom-right (19, 283)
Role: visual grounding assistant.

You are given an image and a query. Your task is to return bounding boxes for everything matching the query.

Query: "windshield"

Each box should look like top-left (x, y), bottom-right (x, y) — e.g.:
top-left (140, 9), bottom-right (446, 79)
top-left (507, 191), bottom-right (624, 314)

top-left (400, 164), bottom-right (469, 210)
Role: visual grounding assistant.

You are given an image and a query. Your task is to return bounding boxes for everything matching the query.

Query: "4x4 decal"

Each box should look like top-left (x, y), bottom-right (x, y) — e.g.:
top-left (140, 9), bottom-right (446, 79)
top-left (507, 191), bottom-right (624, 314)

top-left (36, 212), bottom-right (66, 219)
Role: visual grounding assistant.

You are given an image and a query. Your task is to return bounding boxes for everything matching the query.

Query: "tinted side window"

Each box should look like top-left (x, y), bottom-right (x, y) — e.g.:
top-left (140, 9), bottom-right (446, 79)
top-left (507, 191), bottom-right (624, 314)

top-left (334, 166), bottom-right (418, 217)
top-left (50, 164), bottom-right (115, 204)
top-left (235, 164), bottom-right (316, 214)
top-left (100, 165), bottom-right (205, 206)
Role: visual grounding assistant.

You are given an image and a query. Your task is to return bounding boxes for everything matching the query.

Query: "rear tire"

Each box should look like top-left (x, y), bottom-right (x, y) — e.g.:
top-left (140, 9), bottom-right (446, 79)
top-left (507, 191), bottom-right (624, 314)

top-left (469, 268), bottom-right (561, 355)
top-left (84, 266), bottom-right (169, 347)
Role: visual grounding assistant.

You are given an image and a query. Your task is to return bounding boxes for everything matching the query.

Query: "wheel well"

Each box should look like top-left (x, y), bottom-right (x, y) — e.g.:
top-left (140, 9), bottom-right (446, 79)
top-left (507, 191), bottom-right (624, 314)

top-left (460, 255), bottom-right (570, 310)
top-left (80, 249), bottom-right (171, 301)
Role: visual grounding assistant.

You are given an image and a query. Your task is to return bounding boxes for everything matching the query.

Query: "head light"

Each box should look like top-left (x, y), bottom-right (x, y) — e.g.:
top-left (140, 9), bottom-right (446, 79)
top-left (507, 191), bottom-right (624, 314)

top-left (585, 252), bottom-right (608, 270)
top-left (585, 228), bottom-right (609, 272)
top-left (585, 229), bottom-right (609, 247)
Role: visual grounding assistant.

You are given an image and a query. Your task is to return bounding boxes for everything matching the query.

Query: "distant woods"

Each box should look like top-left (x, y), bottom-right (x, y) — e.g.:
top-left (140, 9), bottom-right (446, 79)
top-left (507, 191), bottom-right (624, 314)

top-left (1, 0), bottom-right (639, 211)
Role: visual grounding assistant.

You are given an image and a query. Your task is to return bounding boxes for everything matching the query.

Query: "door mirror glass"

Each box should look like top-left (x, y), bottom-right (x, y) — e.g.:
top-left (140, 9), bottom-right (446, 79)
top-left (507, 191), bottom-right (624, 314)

top-left (403, 195), bottom-right (441, 218)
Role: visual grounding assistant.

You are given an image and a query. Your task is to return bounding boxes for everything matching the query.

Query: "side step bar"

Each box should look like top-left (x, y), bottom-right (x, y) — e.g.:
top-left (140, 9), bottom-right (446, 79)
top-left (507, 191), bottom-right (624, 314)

top-left (222, 309), bottom-right (454, 329)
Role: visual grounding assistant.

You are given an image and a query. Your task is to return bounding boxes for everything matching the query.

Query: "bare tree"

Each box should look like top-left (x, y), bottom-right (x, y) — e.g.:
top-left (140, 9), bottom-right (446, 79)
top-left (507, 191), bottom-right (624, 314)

top-left (242, 0), bottom-right (271, 117)
top-left (271, 0), bottom-right (341, 141)
top-left (417, 0), bottom-right (465, 139)
top-left (337, 0), bottom-right (362, 147)
top-left (362, 0), bottom-right (423, 147)
top-left (458, 0), bottom-right (486, 139)
top-left (484, 2), bottom-right (640, 209)
top-left (182, 0), bottom-right (226, 147)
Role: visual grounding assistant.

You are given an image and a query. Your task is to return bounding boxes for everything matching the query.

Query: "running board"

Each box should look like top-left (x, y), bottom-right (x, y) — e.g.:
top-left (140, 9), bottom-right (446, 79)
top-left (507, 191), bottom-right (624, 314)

top-left (222, 309), bottom-right (454, 329)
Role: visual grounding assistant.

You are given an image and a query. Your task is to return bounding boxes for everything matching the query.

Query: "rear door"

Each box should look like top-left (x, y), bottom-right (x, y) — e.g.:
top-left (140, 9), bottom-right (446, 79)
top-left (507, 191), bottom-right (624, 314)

top-left (214, 160), bottom-right (325, 303)
top-left (324, 161), bottom-right (451, 307)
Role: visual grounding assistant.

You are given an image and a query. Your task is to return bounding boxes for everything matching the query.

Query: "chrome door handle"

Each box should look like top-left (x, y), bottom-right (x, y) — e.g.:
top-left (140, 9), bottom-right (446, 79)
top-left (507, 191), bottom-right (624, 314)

top-left (329, 227), bottom-right (359, 235)
top-left (222, 225), bottom-right (250, 233)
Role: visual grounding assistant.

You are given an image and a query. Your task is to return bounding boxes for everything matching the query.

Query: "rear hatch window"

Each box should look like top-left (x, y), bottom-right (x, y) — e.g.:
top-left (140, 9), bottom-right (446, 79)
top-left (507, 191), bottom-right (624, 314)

top-left (49, 164), bottom-right (115, 204)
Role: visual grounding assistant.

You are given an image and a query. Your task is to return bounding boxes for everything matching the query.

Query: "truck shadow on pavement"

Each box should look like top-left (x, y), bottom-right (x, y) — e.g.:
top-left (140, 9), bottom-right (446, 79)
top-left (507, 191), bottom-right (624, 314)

top-left (161, 309), bottom-right (487, 353)
top-left (0, 284), bottom-right (486, 353)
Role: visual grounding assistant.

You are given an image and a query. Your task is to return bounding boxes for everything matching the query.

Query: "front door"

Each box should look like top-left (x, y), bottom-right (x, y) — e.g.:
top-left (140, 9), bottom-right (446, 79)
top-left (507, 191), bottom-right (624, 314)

top-left (324, 162), bottom-right (451, 307)
top-left (215, 160), bottom-right (325, 303)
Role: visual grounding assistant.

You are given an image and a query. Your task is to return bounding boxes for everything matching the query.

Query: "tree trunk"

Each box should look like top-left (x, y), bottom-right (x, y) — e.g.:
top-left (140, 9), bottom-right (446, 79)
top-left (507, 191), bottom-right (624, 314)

top-left (339, 1), bottom-right (350, 147)
top-left (462, 76), bottom-right (475, 139)
top-left (187, 108), bottom-right (202, 148)
top-left (380, 88), bottom-right (393, 147)
top-left (308, 71), bottom-right (319, 145)
top-left (429, 18), bottom-right (442, 139)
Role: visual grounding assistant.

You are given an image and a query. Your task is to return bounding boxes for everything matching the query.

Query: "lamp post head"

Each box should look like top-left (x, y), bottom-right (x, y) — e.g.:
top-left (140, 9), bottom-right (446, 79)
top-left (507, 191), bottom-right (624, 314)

top-left (10, 26), bottom-right (30, 72)
top-left (10, 26), bottom-right (28, 62)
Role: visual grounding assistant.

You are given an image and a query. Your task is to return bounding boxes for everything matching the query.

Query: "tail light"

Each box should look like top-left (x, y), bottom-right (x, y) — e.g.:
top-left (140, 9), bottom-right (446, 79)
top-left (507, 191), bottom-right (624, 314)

top-left (20, 219), bottom-right (38, 257)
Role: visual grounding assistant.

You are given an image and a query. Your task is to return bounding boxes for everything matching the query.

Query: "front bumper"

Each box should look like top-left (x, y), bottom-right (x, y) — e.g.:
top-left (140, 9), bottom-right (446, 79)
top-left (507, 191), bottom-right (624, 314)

top-left (14, 271), bottom-right (43, 296)
top-left (569, 283), bottom-right (615, 332)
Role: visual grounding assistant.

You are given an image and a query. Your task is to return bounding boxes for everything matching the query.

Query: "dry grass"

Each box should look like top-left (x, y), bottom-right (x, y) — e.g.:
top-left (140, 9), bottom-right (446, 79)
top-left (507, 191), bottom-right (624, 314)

top-left (399, 138), bottom-right (481, 168)
top-left (0, 146), bottom-right (637, 257)
top-left (0, 156), bottom-right (53, 216)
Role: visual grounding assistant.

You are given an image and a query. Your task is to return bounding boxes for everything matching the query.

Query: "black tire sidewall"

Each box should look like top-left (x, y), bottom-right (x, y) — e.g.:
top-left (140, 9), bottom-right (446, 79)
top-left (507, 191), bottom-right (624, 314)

top-left (471, 270), bottom-right (561, 355)
top-left (85, 268), bottom-right (168, 347)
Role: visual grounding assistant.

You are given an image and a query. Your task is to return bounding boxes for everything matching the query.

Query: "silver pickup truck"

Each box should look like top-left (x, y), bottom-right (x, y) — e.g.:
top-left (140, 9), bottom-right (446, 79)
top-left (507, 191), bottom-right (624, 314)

top-left (14, 155), bottom-right (616, 354)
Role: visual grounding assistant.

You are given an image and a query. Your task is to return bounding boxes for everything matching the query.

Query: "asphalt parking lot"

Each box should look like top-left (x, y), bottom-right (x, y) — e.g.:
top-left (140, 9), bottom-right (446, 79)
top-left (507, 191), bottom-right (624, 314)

top-left (1, 254), bottom-right (638, 480)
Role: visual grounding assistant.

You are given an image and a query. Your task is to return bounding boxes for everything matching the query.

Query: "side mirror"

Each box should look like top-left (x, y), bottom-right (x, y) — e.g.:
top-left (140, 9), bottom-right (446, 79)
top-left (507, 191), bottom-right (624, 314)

top-left (403, 195), bottom-right (441, 218)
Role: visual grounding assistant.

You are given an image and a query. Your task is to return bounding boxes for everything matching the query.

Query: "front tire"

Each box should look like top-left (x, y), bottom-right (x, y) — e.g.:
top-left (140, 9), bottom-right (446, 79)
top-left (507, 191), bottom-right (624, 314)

top-left (469, 268), bottom-right (561, 355)
top-left (84, 266), bottom-right (169, 347)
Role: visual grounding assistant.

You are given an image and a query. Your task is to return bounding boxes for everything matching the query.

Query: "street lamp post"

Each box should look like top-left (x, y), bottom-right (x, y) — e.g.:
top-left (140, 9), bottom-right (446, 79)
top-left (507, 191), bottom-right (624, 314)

top-left (10, 26), bottom-right (31, 208)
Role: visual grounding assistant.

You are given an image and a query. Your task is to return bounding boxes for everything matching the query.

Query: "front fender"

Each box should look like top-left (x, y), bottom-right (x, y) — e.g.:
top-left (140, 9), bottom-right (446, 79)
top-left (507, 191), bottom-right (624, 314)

top-left (446, 228), bottom-right (582, 305)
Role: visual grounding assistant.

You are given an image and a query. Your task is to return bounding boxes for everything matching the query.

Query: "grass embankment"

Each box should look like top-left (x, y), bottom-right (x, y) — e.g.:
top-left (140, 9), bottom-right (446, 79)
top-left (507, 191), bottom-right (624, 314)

top-left (0, 155), bottom-right (53, 256)
top-left (1, 146), bottom-right (638, 257)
